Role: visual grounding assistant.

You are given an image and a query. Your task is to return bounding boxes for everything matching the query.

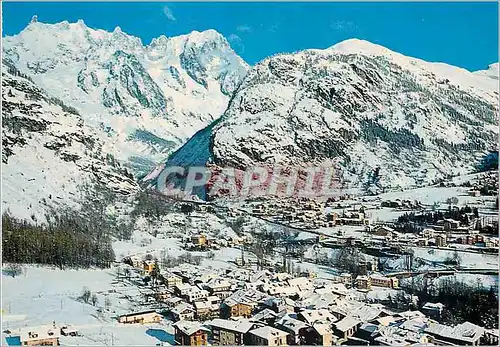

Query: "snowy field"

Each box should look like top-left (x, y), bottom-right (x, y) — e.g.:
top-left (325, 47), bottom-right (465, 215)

top-left (113, 230), bottom-right (185, 261)
top-left (2, 265), bottom-right (176, 346)
top-left (411, 247), bottom-right (498, 270)
top-left (368, 186), bottom-right (496, 210)
top-left (367, 208), bottom-right (409, 222)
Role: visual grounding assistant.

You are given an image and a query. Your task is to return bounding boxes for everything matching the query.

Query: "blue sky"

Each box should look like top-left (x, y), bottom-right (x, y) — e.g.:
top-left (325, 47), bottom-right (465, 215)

top-left (3, 2), bottom-right (498, 71)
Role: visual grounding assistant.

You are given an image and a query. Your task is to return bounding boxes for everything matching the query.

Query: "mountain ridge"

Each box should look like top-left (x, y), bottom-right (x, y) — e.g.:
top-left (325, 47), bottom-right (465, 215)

top-left (3, 20), bottom-right (249, 175)
top-left (149, 40), bottom-right (498, 196)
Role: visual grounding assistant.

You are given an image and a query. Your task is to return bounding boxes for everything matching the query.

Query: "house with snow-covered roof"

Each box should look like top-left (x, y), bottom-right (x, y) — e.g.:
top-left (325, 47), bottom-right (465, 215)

top-left (375, 324), bottom-right (429, 346)
top-left (250, 308), bottom-right (279, 325)
top-left (297, 308), bottom-right (337, 325)
top-left (275, 314), bottom-right (310, 345)
top-left (171, 302), bottom-right (195, 322)
top-left (118, 310), bottom-right (163, 324)
top-left (19, 325), bottom-right (60, 346)
top-left (298, 292), bottom-right (338, 310)
top-left (193, 300), bottom-right (219, 320)
top-left (333, 316), bottom-right (363, 340)
top-left (173, 320), bottom-right (210, 346)
top-left (221, 288), bottom-right (268, 319)
top-left (287, 276), bottom-right (313, 291)
top-left (186, 287), bottom-right (209, 303)
top-left (174, 283), bottom-right (195, 296)
top-left (205, 278), bottom-right (232, 294)
top-left (160, 270), bottom-right (183, 289)
top-left (208, 318), bottom-right (255, 345)
top-left (301, 323), bottom-right (336, 346)
top-left (425, 321), bottom-right (485, 346)
top-left (248, 326), bottom-right (289, 346)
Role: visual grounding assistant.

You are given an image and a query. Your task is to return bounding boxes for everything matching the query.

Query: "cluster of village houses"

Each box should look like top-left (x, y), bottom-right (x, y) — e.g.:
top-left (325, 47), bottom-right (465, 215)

top-left (238, 196), bottom-right (498, 249)
top-left (12, 248), bottom-right (498, 346)
top-left (101, 258), bottom-right (496, 347)
top-left (238, 196), bottom-right (371, 229)
top-left (358, 222), bottom-right (499, 250)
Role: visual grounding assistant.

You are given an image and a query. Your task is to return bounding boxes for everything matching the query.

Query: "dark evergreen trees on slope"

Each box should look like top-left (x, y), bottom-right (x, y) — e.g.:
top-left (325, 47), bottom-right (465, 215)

top-left (2, 182), bottom-right (122, 270)
top-left (401, 277), bottom-right (498, 329)
top-left (397, 206), bottom-right (478, 227)
top-left (2, 211), bottom-right (115, 269)
top-left (362, 166), bottom-right (383, 195)
top-left (131, 190), bottom-right (174, 237)
top-left (476, 151), bottom-right (499, 172)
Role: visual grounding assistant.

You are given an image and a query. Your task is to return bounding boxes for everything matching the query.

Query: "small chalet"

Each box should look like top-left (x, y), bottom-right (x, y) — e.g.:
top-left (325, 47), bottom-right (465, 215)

top-left (118, 310), bottom-right (162, 324)
top-left (248, 326), bottom-right (289, 346)
top-left (208, 318), bottom-right (255, 345)
top-left (334, 316), bottom-right (363, 340)
top-left (171, 302), bottom-right (195, 322)
top-left (19, 325), bottom-right (60, 346)
top-left (173, 321), bottom-right (210, 346)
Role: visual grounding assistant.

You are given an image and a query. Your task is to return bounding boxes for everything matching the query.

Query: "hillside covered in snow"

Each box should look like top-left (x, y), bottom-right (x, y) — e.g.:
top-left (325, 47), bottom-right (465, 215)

top-left (2, 61), bottom-right (138, 221)
top-left (158, 39), bottom-right (498, 194)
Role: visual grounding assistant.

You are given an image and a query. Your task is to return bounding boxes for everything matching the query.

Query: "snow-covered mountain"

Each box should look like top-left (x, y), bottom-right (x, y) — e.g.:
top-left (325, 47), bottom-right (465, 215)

top-left (474, 62), bottom-right (499, 81)
top-left (2, 61), bottom-right (139, 221)
top-left (3, 19), bottom-right (249, 174)
top-left (155, 39), bottom-right (499, 193)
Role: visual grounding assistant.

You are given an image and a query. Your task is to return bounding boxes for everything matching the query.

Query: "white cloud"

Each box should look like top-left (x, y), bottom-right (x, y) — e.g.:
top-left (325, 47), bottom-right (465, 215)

top-left (163, 6), bottom-right (176, 22)
top-left (228, 33), bottom-right (244, 53)
top-left (268, 23), bottom-right (280, 33)
top-left (330, 20), bottom-right (357, 32)
top-left (236, 25), bottom-right (252, 33)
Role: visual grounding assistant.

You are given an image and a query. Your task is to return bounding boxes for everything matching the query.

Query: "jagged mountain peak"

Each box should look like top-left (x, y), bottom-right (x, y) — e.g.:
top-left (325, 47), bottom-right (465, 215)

top-left (245, 38), bottom-right (497, 105)
top-left (148, 29), bottom-right (229, 50)
top-left (3, 21), bottom-right (249, 175)
top-left (13, 19), bottom-right (109, 56)
top-left (185, 29), bottom-right (227, 43)
top-left (25, 19), bottom-right (88, 33)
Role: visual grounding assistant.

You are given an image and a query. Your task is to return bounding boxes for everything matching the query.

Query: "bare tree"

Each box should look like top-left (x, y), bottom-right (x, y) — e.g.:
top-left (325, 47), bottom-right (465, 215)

top-left (451, 250), bottom-right (462, 268)
top-left (229, 216), bottom-right (246, 236)
top-left (331, 247), bottom-right (365, 276)
top-left (91, 294), bottom-right (98, 306)
top-left (81, 287), bottom-right (91, 303)
top-left (150, 259), bottom-right (160, 287)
